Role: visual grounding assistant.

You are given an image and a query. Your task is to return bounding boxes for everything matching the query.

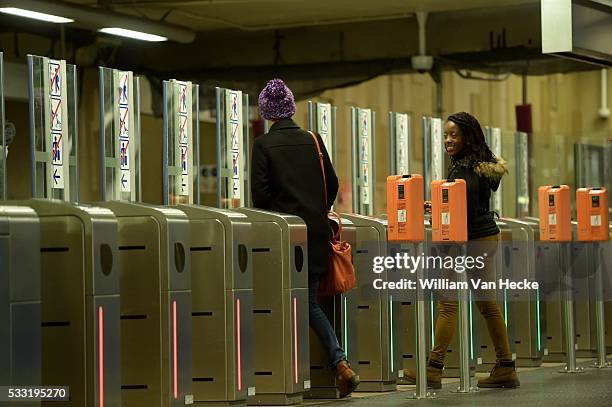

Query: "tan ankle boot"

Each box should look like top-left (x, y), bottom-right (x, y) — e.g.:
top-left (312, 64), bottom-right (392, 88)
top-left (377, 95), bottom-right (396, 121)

top-left (399, 360), bottom-right (443, 389)
top-left (477, 360), bottom-right (520, 388)
top-left (335, 360), bottom-right (360, 398)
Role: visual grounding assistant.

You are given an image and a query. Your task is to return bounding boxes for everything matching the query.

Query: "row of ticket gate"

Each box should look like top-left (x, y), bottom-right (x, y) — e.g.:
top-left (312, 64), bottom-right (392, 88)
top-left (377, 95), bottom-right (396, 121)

top-left (2, 53), bottom-right (611, 406)
top-left (3, 200), bottom-right (611, 405)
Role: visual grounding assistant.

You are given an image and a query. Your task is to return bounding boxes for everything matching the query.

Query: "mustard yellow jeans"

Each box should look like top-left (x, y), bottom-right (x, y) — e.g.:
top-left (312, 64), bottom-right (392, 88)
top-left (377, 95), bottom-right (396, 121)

top-left (430, 233), bottom-right (513, 364)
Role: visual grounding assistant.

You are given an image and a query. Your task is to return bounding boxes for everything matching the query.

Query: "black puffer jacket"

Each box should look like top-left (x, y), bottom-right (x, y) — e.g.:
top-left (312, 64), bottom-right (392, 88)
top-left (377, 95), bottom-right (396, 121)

top-left (447, 155), bottom-right (508, 240)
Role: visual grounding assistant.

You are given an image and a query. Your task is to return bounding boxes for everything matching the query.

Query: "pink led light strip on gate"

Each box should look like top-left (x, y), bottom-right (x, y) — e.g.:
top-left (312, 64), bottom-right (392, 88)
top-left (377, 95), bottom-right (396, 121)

top-left (293, 297), bottom-right (298, 384)
top-left (98, 306), bottom-right (104, 407)
top-left (236, 298), bottom-right (242, 391)
top-left (173, 300), bottom-right (178, 400)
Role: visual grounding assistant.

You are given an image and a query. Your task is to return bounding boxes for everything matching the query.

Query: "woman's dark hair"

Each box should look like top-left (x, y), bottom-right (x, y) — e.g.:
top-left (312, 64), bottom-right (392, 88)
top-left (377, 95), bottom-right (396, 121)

top-left (447, 112), bottom-right (496, 164)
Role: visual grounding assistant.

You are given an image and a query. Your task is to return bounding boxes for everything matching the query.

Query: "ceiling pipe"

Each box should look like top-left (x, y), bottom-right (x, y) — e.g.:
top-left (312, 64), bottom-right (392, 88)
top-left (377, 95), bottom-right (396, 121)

top-left (173, 9), bottom-right (414, 31)
top-left (91, 0), bottom-right (304, 6)
top-left (599, 69), bottom-right (610, 119)
top-left (416, 11), bottom-right (427, 56)
top-left (411, 11), bottom-right (433, 73)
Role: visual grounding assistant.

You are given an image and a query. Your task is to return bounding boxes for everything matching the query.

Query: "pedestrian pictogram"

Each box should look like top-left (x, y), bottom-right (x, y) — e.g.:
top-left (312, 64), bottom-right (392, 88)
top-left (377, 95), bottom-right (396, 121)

top-left (181, 146), bottom-right (188, 175)
top-left (120, 140), bottom-right (130, 170)
top-left (179, 84), bottom-right (188, 114)
top-left (119, 106), bottom-right (129, 138)
top-left (361, 141), bottom-right (368, 162)
top-left (179, 116), bottom-right (188, 144)
top-left (119, 72), bottom-right (129, 105)
top-left (232, 151), bottom-right (240, 177)
top-left (321, 106), bottom-right (328, 132)
top-left (231, 122), bottom-right (240, 150)
top-left (362, 111), bottom-right (369, 135)
top-left (49, 62), bottom-right (61, 96)
top-left (230, 92), bottom-right (239, 121)
top-left (50, 98), bottom-right (62, 131)
top-left (52, 133), bottom-right (63, 164)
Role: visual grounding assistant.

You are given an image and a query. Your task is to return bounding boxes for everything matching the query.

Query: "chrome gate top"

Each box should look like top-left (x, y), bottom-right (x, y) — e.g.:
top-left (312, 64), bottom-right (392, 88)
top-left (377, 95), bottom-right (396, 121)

top-left (308, 101), bottom-right (337, 165)
top-left (28, 54), bottom-right (78, 202)
top-left (99, 67), bottom-right (141, 202)
top-left (351, 106), bottom-right (376, 216)
top-left (216, 87), bottom-right (250, 209)
top-left (163, 79), bottom-right (199, 206)
top-left (389, 111), bottom-right (411, 176)
top-left (422, 116), bottom-right (444, 202)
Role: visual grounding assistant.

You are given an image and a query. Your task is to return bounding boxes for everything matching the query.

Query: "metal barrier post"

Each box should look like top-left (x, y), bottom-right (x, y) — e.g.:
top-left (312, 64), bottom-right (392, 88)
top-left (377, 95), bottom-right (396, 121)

top-left (593, 242), bottom-right (611, 368)
top-left (412, 243), bottom-right (435, 399)
top-left (456, 245), bottom-right (477, 392)
top-left (559, 243), bottom-right (585, 373)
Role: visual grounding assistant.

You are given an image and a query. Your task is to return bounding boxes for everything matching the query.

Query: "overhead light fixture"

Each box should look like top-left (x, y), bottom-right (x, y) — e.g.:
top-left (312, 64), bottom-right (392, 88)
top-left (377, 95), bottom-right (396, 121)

top-left (0, 7), bottom-right (73, 23)
top-left (99, 27), bottom-right (168, 42)
top-left (0, 0), bottom-right (195, 43)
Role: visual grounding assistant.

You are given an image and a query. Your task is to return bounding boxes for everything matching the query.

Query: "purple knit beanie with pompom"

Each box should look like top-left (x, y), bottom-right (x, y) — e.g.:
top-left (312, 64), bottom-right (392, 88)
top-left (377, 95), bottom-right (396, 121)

top-left (258, 79), bottom-right (296, 121)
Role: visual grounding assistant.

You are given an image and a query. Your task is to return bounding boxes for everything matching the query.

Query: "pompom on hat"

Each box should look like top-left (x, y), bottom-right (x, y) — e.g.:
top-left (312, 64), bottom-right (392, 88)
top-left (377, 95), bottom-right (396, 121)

top-left (258, 78), bottom-right (296, 121)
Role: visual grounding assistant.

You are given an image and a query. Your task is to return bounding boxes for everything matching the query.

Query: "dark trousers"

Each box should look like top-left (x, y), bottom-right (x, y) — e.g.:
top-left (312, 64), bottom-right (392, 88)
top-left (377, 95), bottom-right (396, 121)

top-left (308, 274), bottom-right (346, 368)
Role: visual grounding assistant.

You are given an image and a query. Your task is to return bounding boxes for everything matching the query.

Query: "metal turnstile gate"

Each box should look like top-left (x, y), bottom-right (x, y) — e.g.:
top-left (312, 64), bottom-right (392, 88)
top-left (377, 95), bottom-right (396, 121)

top-left (164, 80), bottom-right (252, 406)
top-left (176, 205), bottom-right (254, 406)
top-left (235, 208), bottom-right (310, 405)
top-left (21, 200), bottom-right (122, 406)
top-left (20, 54), bottom-right (122, 406)
top-left (499, 218), bottom-right (543, 367)
top-left (571, 221), bottom-right (598, 357)
top-left (304, 219), bottom-right (357, 399)
top-left (341, 214), bottom-right (400, 391)
top-left (102, 202), bottom-right (193, 406)
top-left (99, 67), bottom-right (193, 406)
top-left (390, 230), bottom-right (432, 379)
top-left (607, 223), bottom-right (612, 353)
top-left (0, 207), bottom-right (41, 392)
top-left (522, 217), bottom-right (563, 362)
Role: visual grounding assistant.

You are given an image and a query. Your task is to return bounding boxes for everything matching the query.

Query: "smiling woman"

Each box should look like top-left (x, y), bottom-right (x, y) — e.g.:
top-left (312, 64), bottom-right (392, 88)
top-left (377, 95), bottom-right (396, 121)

top-left (403, 111), bottom-right (518, 390)
top-left (443, 120), bottom-right (466, 157)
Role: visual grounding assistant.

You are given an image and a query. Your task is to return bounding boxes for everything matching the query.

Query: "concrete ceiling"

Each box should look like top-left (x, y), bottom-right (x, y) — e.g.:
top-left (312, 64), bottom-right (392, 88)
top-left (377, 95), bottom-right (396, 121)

top-left (69, 0), bottom-right (538, 31)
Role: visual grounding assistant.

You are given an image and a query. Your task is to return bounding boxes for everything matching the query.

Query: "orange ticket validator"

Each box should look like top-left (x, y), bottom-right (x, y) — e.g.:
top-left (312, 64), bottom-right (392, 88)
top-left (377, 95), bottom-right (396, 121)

top-left (431, 179), bottom-right (467, 243)
top-left (386, 175), bottom-right (424, 242)
top-left (576, 187), bottom-right (609, 241)
top-left (538, 185), bottom-right (571, 242)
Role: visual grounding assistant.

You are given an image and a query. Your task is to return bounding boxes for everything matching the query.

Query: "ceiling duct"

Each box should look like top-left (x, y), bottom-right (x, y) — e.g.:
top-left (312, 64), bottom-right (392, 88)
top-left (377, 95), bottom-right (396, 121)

top-left (541, 0), bottom-right (612, 66)
top-left (411, 11), bottom-right (434, 73)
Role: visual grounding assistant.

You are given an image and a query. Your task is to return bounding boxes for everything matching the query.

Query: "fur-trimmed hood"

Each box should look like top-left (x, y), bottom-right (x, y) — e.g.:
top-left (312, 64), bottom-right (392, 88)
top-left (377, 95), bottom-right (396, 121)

top-left (474, 157), bottom-right (508, 192)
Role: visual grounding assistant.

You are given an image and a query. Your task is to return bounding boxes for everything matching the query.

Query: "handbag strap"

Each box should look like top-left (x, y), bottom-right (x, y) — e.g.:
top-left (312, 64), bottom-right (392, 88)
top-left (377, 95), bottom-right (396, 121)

top-left (308, 131), bottom-right (328, 208)
top-left (308, 131), bottom-right (342, 240)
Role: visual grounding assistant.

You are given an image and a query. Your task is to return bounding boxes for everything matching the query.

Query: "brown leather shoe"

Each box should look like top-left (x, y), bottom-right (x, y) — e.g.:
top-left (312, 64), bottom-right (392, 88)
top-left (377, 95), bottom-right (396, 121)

top-left (477, 360), bottom-right (520, 388)
top-left (398, 360), bottom-right (443, 389)
top-left (335, 360), bottom-right (360, 398)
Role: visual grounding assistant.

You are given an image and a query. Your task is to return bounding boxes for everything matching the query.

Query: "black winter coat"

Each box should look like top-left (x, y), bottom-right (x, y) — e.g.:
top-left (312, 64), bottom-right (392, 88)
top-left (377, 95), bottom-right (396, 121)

top-left (447, 154), bottom-right (508, 240)
top-left (251, 118), bottom-right (339, 275)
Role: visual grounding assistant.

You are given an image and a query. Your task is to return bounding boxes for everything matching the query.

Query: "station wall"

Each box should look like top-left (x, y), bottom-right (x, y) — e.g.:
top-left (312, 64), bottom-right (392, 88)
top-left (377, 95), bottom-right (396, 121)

top-left (4, 66), bottom-right (610, 215)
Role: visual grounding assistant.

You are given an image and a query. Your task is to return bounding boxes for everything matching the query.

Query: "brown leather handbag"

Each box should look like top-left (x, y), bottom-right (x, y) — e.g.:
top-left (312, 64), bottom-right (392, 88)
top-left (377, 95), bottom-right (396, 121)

top-left (308, 131), bottom-right (357, 296)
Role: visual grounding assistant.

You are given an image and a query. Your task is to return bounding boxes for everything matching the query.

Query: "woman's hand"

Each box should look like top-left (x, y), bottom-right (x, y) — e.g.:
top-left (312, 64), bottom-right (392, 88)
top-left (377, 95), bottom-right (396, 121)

top-left (424, 201), bottom-right (432, 214)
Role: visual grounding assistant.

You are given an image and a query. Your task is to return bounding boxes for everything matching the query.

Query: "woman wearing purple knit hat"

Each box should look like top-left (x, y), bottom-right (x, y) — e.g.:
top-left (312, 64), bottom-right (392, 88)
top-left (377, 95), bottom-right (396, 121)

top-left (251, 79), bottom-right (359, 397)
